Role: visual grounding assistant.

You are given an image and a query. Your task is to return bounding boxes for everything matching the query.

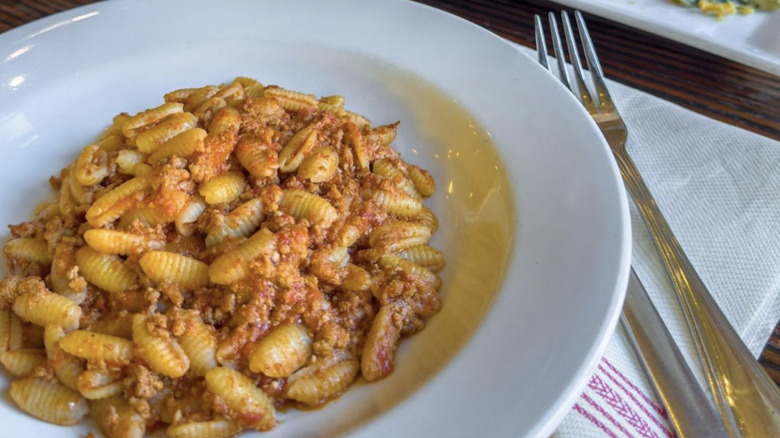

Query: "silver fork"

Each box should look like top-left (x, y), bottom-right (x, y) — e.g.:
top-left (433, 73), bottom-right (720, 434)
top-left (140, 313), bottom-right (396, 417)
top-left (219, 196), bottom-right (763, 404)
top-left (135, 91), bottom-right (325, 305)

top-left (535, 11), bottom-right (780, 438)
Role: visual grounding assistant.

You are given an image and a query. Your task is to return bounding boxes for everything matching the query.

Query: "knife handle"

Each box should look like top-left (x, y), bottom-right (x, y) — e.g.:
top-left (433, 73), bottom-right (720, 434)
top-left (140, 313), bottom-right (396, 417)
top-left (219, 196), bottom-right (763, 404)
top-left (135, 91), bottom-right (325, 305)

top-left (621, 268), bottom-right (729, 438)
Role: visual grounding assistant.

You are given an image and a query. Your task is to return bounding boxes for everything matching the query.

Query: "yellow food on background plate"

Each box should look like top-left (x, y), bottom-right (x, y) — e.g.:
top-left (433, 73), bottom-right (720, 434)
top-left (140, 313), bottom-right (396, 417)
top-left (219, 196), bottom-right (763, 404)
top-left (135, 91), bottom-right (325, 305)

top-left (671, 0), bottom-right (780, 19)
top-left (0, 77), bottom-right (444, 437)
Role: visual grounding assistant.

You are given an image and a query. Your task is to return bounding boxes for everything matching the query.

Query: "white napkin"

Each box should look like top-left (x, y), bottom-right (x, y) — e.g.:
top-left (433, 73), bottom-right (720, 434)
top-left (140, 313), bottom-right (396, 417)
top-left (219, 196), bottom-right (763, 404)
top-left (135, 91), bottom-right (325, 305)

top-left (512, 46), bottom-right (780, 437)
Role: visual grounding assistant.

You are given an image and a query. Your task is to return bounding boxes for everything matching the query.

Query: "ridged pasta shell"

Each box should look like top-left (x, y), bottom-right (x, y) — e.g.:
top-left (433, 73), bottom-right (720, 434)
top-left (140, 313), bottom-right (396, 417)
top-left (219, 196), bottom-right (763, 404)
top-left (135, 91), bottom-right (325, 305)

top-left (368, 221), bottom-right (431, 251)
top-left (139, 251), bottom-right (210, 290)
top-left (214, 82), bottom-right (244, 103)
top-left (361, 304), bottom-right (400, 382)
top-left (233, 76), bottom-right (262, 88)
top-left (319, 95), bottom-right (344, 108)
top-left (59, 330), bottom-right (134, 367)
top-left (193, 97), bottom-right (227, 122)
top-left (344, 123), bottom-right (369, 170)
top-left (86, 176), bottom-right (149, 227)
top-left (10, 377), bottom-right (88, 425)
top-left (278, 188), bottom-right (338, 228)
top-left (278, 123), bottom-right (318, 172)
top-left (122, 102), bottom-right (183, 137)
top-left (0, 348), bottom-right (47, 377)
top-left (244, 84), bottom-right (266, 98)
top-left (116, 205), bottom-right (163, 228)
top-left (148, 127), bottom-right (207, 165)
top-left (115, 149), bottom-right (151, 176)
top-left (132, 314), bottom-right (190, 378)
top-left (199, 171), bottom-right (246, 205)
top-left (43, 325), bottom-right (84, 392)
top-left (184, 86), bottom-right (219, 112)
top-left (33, 200), bottom-right (60, 221)
top-left (249, 323), bottom-right (311, 377)
top-left (343, 110), bottom-right (371, 129)
top-left (398, 245), bottom-right (446, 272)
top-left (285, 353), bottom-right (359, 406)
top-left (3, 237), bottom-right (51, 265)
top-left (68, 166), bottom-right (95, 205)
top-left (378, 253), bottom-right (440, 289)
top-left (177, 312), bottom-right (218, 377)
top-left (206, 198), bottom-right (264, 248)
top-left (335, 224), bottom-right (361, 247)
top-left (89, 396), bottom-right (146, 438)
top-left (264, 87), bottom-right (318, 104)
top-left (84, 228), bottom-right (164, 255)
top-left (298, 147), bottom-right (339, 183)
top-left (175, 195), bottom-right (207, 236)
top-left (414, 206), bottom-right (439, 233)
top-left (209, 228), bottom-right (276, 285)
top-left (164, 87), bottom-right (199, 104)
top-left (77, 368), bottom-right (124, 400)
top-left (167, 419), bottom-right (240, 438)
top-left (209, 106), bottom-right (241, 134)
top-left (367, 189), bottom-right (422, 218)
top-left (407, 163), bottom-right (436, 197)
top-left (13, 288), bottom-right (82, 330)
top-left (136, 112), bottom-right (198, 154)
top-left (0, 310), bottom-right (24, 352)
top-left (58, 174), bottom-right (80, 216)
top-left (205, 367), bottom-right (276, 430)
top-left (265, 86), bottom-right (318, 112)
top-left (72, 144), bottom-right (109, 186)
top-left (372, 159), bottom-right (419, 198)
top-left (76, 246), bottom-right (138, 294)
top-left (235, 134), bottom-right (279, 179)
top-left (365, 122), bottom-right (398, 147)
top-left (97, 132), bottom-right (124, 152)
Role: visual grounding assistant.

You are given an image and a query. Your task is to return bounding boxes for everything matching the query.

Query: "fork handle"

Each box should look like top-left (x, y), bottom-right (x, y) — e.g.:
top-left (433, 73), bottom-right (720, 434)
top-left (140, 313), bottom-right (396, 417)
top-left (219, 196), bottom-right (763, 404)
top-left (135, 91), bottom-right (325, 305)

top-left (616, 151), bottom-right (780, 437)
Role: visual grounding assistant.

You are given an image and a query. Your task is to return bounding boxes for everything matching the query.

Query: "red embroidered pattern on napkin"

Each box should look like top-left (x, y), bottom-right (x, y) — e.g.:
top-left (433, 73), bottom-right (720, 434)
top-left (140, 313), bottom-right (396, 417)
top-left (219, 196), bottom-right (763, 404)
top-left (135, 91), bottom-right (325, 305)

top-left (573, 358), bottom-right (674, 438)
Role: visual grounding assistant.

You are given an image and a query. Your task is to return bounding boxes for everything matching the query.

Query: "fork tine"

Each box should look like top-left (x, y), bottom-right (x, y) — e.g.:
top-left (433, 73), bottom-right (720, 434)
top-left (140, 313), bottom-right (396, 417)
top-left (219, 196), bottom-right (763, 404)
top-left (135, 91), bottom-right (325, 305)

top-left (547, 12), bottom-right (571, 91)
top-left (561, 11), bottom-right (595, 111)
top-left (574, 11), bottom-right (603, 79)
top-left (574, 11), bottom-right (615, 111)
top-left (533, 15), bottom-right (550, 71)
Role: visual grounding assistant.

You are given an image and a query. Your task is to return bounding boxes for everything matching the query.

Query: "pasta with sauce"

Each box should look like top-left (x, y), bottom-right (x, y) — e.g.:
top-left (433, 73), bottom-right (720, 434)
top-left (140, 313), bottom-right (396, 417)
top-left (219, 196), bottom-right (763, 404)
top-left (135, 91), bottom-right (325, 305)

top-left (0, 77), bottom-right (443, 437)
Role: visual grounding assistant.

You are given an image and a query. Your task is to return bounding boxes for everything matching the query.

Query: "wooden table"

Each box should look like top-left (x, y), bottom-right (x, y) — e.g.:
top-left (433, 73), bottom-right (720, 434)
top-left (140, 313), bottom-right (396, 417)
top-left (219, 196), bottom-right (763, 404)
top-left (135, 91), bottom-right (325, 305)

top-left (2, 0), bottom-right (779, 385)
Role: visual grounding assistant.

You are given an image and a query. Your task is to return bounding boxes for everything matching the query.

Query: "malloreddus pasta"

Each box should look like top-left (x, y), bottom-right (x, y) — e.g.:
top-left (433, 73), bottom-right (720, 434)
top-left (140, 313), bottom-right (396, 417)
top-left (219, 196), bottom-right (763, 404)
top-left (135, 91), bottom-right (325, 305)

top-left (0, 77), bottom-right (444, 437)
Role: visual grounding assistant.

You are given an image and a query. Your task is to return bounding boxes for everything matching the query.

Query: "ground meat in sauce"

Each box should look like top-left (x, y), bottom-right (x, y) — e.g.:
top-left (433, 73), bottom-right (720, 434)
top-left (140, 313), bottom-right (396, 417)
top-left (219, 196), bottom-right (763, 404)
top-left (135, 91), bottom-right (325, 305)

top-left (0, 78), bottom-right (444, 437)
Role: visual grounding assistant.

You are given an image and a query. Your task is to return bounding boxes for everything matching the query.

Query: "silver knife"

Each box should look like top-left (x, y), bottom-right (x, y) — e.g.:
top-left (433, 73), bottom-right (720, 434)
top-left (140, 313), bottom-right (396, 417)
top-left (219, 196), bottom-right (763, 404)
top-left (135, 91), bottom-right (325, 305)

top-left (621, 267), bottom-right (729, 437)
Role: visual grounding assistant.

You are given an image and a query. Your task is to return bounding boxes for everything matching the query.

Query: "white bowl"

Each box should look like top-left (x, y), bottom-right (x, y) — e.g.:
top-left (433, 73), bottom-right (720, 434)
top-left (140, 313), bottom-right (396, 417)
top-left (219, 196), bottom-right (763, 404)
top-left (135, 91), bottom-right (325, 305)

top-left (0, 0), bottom-right (630, 436)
